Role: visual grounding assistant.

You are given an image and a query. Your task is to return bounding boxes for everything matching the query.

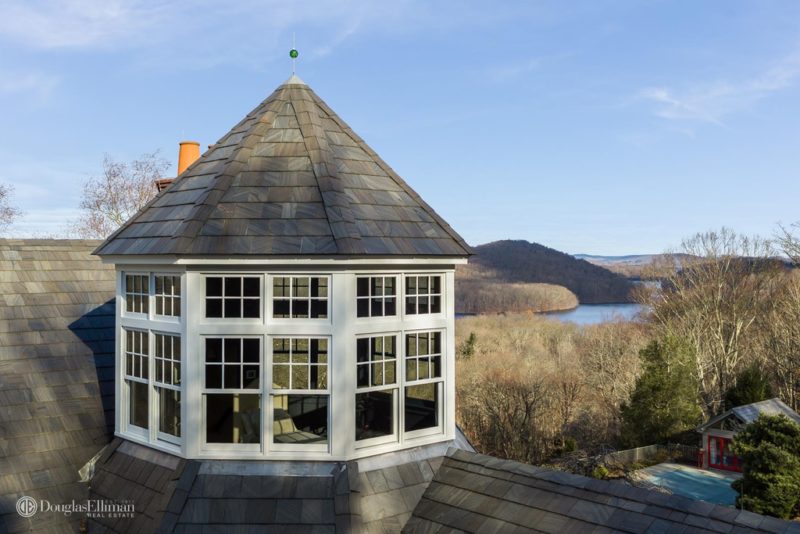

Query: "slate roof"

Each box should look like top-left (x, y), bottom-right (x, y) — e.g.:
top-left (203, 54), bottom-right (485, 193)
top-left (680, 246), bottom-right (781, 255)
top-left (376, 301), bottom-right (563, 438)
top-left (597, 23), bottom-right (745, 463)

top-left (698, 397), bottom-right (800, 432)
top-left (95, 75), bottom-right (471, 258)
top-left (0, 239), bottom-right (116, 534)
top-left (405, 449), bottom-right (800, 534)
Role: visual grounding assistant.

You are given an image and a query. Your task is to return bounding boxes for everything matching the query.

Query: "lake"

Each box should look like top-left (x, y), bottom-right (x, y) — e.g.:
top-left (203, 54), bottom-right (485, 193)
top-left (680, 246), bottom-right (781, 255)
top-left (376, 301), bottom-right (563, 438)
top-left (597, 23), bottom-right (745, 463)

top-left (542, 303), bottom-right (646, 325)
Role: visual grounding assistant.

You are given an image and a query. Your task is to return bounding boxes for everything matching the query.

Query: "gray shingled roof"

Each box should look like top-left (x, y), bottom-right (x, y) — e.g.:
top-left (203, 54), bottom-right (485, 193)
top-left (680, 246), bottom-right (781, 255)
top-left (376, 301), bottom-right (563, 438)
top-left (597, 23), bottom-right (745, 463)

top-left (0, 239), bottom-right (115, 534)
top-left (95, 75), bottom-right (471, 258)
top-left (404, 449), bottom-right (799, 534)
top-left (698, 397), bottom-right (800, 432)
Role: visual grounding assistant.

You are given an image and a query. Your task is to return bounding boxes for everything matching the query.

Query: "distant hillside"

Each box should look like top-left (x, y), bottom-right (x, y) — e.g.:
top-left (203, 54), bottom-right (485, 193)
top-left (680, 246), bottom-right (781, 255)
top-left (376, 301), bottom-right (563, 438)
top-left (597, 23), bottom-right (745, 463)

top-left (575, 253), bottom-right (692, 278)
top-left (455, 281), bottom-right (578, 314)
top-left (466, 240), bottom-right (635, 304)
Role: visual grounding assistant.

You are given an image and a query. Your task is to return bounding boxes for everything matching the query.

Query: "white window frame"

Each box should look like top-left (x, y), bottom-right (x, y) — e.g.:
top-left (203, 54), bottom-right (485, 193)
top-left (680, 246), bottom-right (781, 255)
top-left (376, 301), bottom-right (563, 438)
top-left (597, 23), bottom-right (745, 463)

top-left (123, 272), bottom-right (151, 318)
top-left (268, 274), bottom-right (331, 323)
top-left (355, 275), bottom-right (399, 319)
top-left (268, 335), bottom-right (331, 453)
top-left (202, 274), bottom-right (263, 321)
top-left (402, 328), bottom-right (445, 440)
top-left (153, 331), bottom-right (182, 445)
top-left (154, 273), bottom-right (182, 321)
top-left (354, 332), bottom-right (400, 448)
top-left (404, 274), bottom-right (444, 317)
top-left (122, 327), bottom-right (150, 439)
top-left (201, 335), bottom-right (263, 453)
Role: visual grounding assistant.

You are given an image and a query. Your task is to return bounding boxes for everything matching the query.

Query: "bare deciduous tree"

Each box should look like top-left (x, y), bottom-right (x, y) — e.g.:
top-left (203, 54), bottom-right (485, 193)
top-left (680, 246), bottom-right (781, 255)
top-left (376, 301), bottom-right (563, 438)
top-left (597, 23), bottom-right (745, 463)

top-left (639, 228), bottom-right (781, 416)
top-left (72, 152), bottom-right (170, 239)
top-left (0, 183), bottom-right (21, 234)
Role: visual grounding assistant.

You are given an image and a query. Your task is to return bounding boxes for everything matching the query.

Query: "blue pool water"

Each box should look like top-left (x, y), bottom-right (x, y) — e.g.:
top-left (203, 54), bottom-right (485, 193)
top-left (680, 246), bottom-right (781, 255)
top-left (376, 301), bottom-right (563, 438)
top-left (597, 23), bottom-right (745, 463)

top-left (641, 465), bottom-right (738, 506)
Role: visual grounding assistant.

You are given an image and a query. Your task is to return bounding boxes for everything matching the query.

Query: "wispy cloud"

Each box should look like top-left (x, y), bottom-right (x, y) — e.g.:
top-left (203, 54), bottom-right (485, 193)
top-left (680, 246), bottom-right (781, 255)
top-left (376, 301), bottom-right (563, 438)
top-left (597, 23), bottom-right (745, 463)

top-left (486, 58), bottom-right (543, 84)
top-left (640, 49), bottom-right (800, 124)
top-left (0, 71), bottom-right (59, 101)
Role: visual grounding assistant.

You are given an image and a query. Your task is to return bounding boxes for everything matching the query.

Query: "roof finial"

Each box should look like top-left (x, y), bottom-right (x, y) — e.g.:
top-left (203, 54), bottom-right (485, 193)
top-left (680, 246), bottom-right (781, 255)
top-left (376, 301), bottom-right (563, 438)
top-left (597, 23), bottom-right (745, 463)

top-left (290, 33), bottom-right (299, 75)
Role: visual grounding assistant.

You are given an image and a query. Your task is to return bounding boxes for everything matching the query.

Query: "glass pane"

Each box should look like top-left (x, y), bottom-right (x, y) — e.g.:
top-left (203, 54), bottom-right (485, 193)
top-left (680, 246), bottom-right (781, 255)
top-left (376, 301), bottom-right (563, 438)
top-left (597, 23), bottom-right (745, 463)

top-left (419, 296), bottom-right (429, 314)
top-left (357, 364), bottom-right (369, 388)
top-left (406, 297), bottom-right (416, 315)
top-left (224, 298), bottom-right (242, 317)
top-left (371, 298), bottom-right (383, 316)
top-left (125, 275), bottom-right (133, 294)
top-left (406, 359), bottom-right (417, 382)
top-left (385, 298), bottom-right (396, 316)
top-left (292, 366), bottom-right (309, 389)
top-left (273, 340), bottom-right (290, 363)
top-left (133, 275), bottom-right (142, 293)
top-left (243, 339), bottom-right (259, 362)
top-left (243, 365), bottom-right (260, 389)
top-left (419, 358), bottom-right (430, 380)
top-left (155, 276), bottom-right (164, 294)
top-left (224, 365), bottom-right (241, 389)
top-left (206, 277), bottom-right (222, 297)
top-left (384, 336), bottom-right (396, 358)
top-left (357, 277), bottom-right (369, 297)
top-left (174, 277), bottom-right (181, 295)
top-left (126, 354), bottom-right (133, 376)
top-left (243, 277), bottom-right (260, 297)
top-left (224, 339), bottom-right (241, 362)
top-left (129, 380), bottom-right (149, 429)
top-left (312, 277), bottom-right (327, 298)
top-left (273, 299), bottom-right (290, 318)
top-left (431, 276), bottom-right (441, 294)
top-left (158, 387), bottom-right (180, 437)
top-left (406, 334), bottom-right (417, 357)
top-left (156, 296), bottom-right (164, 316)
top-left (206, 298), bottom-right (222, 318)
top-left (206, 394), bottom-right (260, 444)
top-left (406, 277), bottom-right (416, 295)
top-left (431, 356), bottom-right (441, 378)
top-left (405, 384), bottom-right (439, 432)
top-left (273, 395), bottom-right (328, 444)
top-left (357, 338), bottom-right (369, 363)
top-left (419, 277), bottom-right (429, 293)
top-left (243, 298), bottom-right (260, 318)
top-left (431, 296), bottom-right (442, 314)
top-left (205, 365), bottom-right (222, 389)
top-left (356, 390), bottom-right (394, 441)
top-left (293, 299), bottom-right (309, 318)
top-left (313, 366), bottom-right (327, 390)
top-left (310, 299), bottom-right (327, 319)
top-left (372, 363), bottom-right (383, 386)
top-left (174, 297), bottom-right (181, 316)
top-left (294, 277), bottom-right (309, 297)
top-left (274, 365), bottom-right (290, 389)
top-left (273, 277), bottom-right (289, 297)
top-left (357, 298), bottom-right (369, 317)
top-left (225, 277), bottom-right (241, 297)
top-left (385, 361), bottom-right (396, 384)
top-left (371, 277), bottom-right (383, 296)
top-left (156, 360), bottom-right (164, 383)
top-left (173, 362), bottom-right (181, 385)
top-left (385, 277), bottom-right (395, 295)
top-left (206, 338), bottom-right (222, 362)
top-left (419, 334), bottom-right (429, 356)
top-left (432, 332), bottom-right (442, 354)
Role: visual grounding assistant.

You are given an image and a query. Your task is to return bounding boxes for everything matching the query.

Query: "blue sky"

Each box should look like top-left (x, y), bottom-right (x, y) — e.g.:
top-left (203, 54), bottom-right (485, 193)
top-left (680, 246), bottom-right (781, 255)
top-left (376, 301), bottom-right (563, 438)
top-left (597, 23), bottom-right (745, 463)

top-left (1, 1), bottom-right (799, 255)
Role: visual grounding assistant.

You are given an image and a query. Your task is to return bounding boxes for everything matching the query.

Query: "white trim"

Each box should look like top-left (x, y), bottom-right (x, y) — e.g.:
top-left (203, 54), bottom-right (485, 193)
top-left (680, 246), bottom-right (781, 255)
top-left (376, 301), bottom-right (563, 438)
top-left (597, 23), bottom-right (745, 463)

top-left (101, 256), bottom-right (467, 266)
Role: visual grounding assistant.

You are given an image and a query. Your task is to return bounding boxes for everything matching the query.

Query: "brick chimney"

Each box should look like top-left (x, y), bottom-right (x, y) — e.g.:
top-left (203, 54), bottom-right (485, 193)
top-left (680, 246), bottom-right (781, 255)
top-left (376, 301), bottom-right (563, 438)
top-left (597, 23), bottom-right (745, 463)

top-left (155, 141), bottom-right (201, 192)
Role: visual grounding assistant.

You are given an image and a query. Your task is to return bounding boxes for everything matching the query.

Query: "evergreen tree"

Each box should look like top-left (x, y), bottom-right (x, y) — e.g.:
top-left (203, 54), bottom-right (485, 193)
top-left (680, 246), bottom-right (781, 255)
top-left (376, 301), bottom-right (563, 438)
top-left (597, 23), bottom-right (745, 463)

top-left (620, 337), bottom-right (702, 447)
top-left (724, 364), bottom-right (774, 410)
top-left (731, 414), bottom-right (800, 519)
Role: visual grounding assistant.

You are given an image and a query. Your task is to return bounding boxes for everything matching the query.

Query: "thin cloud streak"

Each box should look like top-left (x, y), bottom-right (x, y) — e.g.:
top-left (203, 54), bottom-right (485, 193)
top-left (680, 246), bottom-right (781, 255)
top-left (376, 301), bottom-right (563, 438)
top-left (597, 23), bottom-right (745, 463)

top-left (640, 49), bottom-right (800, 124)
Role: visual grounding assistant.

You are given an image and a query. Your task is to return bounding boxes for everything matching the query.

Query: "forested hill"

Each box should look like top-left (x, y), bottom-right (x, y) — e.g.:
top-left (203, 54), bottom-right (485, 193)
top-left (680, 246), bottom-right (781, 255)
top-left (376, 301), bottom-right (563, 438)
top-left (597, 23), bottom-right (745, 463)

top-left (467, 240), bottom-right (635, 304)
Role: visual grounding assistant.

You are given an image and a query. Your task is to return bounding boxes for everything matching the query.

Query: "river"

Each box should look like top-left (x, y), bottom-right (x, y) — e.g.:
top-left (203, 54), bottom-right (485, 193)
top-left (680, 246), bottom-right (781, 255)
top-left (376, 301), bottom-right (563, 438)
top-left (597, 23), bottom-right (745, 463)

top-left (542, 303), bottom-right (646, 325)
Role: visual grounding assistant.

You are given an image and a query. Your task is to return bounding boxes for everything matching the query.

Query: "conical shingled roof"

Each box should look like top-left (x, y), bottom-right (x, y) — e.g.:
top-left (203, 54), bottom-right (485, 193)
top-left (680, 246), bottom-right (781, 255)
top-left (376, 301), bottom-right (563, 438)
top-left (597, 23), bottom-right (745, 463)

top-left (95, 75), bottom-right (471, 257)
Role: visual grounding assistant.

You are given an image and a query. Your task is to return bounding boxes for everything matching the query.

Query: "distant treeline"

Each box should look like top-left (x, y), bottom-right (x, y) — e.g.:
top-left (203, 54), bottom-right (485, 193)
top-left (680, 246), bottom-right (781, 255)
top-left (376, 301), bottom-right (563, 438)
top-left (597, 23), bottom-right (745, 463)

top-left (455, 280), bottom-right (578, 314)
top-left (465, 240), bottom-right (635, 304)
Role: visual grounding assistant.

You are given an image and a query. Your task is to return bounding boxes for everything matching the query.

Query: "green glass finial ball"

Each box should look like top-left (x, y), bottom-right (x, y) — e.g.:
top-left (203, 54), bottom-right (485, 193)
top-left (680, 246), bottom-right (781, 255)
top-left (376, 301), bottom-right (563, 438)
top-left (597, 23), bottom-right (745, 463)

top-left (290, 49), bottom-right (299, 59)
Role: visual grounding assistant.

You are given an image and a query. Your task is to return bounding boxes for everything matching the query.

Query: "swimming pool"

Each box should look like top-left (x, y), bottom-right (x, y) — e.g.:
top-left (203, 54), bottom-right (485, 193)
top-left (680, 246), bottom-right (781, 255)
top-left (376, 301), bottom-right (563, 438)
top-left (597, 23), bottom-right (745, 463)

top-left (637, 463), bottom-right (739, 506)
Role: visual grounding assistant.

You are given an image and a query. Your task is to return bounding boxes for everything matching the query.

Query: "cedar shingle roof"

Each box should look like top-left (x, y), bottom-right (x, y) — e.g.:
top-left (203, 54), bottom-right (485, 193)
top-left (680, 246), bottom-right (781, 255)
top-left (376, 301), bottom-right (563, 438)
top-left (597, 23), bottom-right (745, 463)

top-left (0, 239), bottom-right (115, 534)
top-left (95, 75), bottom-right (471, 258)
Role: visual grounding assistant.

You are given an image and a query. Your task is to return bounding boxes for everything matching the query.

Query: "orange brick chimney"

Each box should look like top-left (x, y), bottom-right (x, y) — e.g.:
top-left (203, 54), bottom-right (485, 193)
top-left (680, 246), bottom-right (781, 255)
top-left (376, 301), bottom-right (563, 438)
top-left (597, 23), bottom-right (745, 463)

top-left (155, 141), bottom-right (201, 192)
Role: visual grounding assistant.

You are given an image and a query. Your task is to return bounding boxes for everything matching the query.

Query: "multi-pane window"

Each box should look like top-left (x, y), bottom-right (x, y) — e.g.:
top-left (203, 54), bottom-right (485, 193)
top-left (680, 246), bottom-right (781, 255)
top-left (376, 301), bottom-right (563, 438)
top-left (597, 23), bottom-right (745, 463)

top-left (405, 275), bottom-right (442, 315)
top-left (405, 331), bottom-right (442, 382)
top-left (356, 276), bottom-right (397, 318)
top-left (205, 276), bottom-right (260, 318)
top-left (272, 276), bottom-right (328, 319)
top-left (272, 338), bottom-right (329, 445)
top-left (154, 333), bottom-right (181, 439)
top-left (403, 331), bottom-right (443, 433)
top-left (356, 335), bottom-right (398, 442)
top-left (124, 329), bottom-right (149, 429)
top-left (125, 274), bottom-right (149, 314)
top-left (357, 336), bottom-right (397, 388)
top-left (204, 338), bottom-right (261, 444)
top-left (155, 275), bottom-right (181, 317)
